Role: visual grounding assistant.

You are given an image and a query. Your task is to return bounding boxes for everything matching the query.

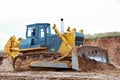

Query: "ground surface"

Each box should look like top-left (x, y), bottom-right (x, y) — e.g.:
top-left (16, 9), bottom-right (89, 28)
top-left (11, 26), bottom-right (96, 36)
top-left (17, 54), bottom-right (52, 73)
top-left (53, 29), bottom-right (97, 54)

top-left (0, 70), bottom-right (120, 80)
top-left (0, 58), bottom-right (120, 80)
top-left (0, 69), bottom-right (120, 80)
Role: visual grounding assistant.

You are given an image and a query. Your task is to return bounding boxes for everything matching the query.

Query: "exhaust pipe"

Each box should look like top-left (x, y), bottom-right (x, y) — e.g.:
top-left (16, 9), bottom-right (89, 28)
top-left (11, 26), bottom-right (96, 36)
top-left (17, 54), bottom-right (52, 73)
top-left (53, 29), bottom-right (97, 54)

top-left (60, 18), bottom-right (64, 33)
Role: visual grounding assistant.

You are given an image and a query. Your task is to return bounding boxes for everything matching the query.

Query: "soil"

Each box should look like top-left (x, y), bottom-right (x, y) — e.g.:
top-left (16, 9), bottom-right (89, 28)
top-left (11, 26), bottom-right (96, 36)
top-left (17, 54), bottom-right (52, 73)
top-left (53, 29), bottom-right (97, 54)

top-left (84, 36), bottom-right (120, 68)
top-left (78, 56), bottom-right (116, 72)
top-left (0, 58), bottom-right (13, 71)
top-left (0, 69), bottom-right (120, 80)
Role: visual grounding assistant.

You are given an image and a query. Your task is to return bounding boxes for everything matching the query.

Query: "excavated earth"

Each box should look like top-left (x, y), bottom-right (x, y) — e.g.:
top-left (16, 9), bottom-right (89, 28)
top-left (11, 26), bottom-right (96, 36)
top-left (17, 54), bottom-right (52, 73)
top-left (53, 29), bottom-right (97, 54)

top-left (84, 36), bottom-right (120, 68)
top-left (0, 36), bottom-right (120, 80)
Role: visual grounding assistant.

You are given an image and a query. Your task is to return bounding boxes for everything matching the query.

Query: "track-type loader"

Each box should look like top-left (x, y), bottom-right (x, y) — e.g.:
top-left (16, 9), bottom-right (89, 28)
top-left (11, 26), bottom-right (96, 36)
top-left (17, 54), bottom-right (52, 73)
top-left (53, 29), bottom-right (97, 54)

top-left (4, 22), bottom-right (109, 71)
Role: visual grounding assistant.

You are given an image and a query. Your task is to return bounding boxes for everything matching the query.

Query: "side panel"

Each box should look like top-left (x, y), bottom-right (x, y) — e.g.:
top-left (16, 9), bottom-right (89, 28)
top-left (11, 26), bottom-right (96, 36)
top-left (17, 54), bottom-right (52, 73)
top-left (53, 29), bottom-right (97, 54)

top-left (47, 34), bottom-right (62, 52)
top-left (19, 38), bottom-right (33, 49)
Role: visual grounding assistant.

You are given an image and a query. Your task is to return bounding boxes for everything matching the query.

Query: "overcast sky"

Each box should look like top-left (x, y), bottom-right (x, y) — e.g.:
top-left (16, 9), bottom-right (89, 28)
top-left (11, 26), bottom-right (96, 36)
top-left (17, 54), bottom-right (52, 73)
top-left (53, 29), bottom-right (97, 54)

top-left (0, 0), bottom-right (120, 50)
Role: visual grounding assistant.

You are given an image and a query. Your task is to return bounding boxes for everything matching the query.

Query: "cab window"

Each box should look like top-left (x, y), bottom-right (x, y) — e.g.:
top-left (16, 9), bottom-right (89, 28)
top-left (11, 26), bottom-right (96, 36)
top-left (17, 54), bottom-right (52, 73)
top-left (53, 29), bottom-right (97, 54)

top-left (27, 27), bottom-right (35, 37)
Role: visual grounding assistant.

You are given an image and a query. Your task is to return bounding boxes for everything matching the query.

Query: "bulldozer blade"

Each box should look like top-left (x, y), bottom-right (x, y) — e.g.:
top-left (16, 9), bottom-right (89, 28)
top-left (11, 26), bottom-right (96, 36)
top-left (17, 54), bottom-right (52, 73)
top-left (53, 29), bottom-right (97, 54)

top-left (71, 46), bottom-right (109, 71)
top-left (78, 46), bottom-right (109, 62)
top-left (72, 47), bottom-right (82, 71)
top-left (29, 61), bottom-right (71, 69)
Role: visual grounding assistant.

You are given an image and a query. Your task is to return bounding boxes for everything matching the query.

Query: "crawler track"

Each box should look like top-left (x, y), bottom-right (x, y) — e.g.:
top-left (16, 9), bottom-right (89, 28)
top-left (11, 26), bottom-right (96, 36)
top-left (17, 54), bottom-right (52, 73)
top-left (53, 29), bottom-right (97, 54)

top-left (13, 52), bottom-right (64, 71)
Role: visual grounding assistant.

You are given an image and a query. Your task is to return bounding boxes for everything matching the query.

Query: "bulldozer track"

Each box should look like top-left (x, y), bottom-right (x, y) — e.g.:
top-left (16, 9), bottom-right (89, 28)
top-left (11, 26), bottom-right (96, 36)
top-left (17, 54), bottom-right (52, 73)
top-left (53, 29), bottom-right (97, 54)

top-left (12, 52), bottom-right (67, 71)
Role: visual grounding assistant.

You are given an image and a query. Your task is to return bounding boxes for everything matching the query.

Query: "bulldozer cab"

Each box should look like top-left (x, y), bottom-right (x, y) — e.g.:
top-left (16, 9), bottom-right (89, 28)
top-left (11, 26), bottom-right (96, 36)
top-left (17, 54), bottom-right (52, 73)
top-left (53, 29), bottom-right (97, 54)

top-left (20, 23), bottom-right (51, 49)
top-left (27, 23), bottom-right (51, 46)
top-left (26, 23), bottom-right (51, 36)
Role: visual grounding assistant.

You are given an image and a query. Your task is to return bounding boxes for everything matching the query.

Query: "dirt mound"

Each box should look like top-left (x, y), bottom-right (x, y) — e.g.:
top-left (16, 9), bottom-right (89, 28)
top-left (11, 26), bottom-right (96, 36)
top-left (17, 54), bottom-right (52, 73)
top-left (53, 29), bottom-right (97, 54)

top-left (0, 58), bottom-right (13, 71)
top-left (78, 56), bottom-right (116, 72)
top-left (84, 36), bottom-right (120, 68)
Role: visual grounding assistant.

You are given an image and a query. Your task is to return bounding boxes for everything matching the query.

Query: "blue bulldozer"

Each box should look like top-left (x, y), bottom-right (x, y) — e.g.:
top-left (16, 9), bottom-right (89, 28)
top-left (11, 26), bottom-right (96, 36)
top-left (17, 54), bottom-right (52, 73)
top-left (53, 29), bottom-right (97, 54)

top-left (4, 19), bottom-right (109, 71)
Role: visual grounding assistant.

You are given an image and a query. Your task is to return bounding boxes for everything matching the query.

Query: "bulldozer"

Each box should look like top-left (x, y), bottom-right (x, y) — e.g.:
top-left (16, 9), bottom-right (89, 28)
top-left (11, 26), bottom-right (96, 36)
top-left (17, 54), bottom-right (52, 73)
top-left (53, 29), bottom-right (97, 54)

top-left (4, 21), bottom-right (109, 71)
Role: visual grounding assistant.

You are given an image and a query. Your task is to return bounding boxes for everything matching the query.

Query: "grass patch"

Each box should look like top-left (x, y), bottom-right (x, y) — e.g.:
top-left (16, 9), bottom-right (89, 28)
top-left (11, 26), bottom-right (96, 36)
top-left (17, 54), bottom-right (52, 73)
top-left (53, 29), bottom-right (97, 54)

top-left (85, 32), bottom-right (120, 39)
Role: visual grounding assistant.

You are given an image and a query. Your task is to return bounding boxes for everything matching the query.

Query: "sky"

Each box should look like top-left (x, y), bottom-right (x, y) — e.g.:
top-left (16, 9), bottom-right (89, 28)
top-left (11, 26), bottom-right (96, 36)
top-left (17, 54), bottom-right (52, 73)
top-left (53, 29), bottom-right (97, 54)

top-left (0, 0), bottom-right (120, 50)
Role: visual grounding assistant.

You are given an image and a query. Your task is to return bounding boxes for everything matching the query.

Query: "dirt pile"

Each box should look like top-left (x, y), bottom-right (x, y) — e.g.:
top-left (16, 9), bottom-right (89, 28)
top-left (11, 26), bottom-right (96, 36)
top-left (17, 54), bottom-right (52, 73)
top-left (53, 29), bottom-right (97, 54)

top-left (0, 58), bottom-right (13, 71)
top-left (84, 36), bottom-right (120, 68)
top-left (78, 56), bottom-right (116, 72)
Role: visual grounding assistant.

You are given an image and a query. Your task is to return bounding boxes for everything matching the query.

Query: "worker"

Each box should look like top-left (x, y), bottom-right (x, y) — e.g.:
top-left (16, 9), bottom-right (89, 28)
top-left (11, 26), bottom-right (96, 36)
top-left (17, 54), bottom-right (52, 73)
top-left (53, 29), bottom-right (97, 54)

top-left (32, 29), bottom-right (35, 36)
